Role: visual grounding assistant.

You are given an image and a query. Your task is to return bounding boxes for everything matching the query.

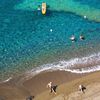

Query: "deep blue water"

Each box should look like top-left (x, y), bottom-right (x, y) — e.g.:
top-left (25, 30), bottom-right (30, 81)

top-left (0, 0), bottom-right (100, 81)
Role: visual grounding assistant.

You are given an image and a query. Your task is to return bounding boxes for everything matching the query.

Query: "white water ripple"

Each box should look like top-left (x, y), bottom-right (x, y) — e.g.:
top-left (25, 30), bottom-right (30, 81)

top-left (0, 77), bottom-right (12, 83)
top-left (1, 52), bottom-right (100, 83)
top-left (27, 52), bottom-right (100, 77)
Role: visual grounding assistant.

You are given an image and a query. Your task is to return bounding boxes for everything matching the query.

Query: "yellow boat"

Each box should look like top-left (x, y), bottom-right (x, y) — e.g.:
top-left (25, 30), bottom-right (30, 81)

top-left (42, 2), bottom-right (46, 15)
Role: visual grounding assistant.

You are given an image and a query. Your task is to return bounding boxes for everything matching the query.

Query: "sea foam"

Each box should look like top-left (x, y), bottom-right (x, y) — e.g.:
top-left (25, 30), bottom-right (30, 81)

top-left (1, 53), bottom-right (100, 83)
top-left (26, 52), bottom-right (100, 78)
top-left (0, 77), bottom-right (12, 83)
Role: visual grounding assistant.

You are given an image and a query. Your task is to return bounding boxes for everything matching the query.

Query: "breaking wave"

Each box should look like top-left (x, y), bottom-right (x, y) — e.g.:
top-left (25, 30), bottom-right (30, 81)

top-left (1, 52), bottom-right (100, 83)
top-left (26, 52), bottom-right (100, 78)
top-left (0, 77), bottom-right (12, 83)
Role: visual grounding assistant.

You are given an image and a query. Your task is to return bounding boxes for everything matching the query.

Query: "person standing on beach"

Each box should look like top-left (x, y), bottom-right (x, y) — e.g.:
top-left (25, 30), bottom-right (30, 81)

top-left (47, 82), bottom-right (57, 94)
top-left (79, 84), bottom-right (86, 93)
top-left (47, 82), bottom-right (52, 93)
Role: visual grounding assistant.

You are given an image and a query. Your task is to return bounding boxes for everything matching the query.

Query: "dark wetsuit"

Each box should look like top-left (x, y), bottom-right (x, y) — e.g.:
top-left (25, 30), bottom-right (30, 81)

top-left (51, 85), bottom-right (57, 93)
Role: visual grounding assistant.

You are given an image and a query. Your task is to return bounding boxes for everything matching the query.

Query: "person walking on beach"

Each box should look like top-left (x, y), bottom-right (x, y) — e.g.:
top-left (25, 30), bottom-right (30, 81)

top-left (47, 82), bottom-right (57, 94)
top-left (78, 84), bottom-right (86, 93)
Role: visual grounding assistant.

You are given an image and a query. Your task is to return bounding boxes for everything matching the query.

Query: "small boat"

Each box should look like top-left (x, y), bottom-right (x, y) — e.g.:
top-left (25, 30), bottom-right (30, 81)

top-left (70, 35), bottom-right (76, 42)
top-left (42, 2), bottom-right (46, 15)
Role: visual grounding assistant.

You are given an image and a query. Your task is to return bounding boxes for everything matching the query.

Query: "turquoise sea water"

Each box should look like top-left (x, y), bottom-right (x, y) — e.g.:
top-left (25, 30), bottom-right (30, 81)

top-left (74, 0), bottom-right (100, 9)
top-left (15, 0), bottom-right (100, 22)
top-left (0, 0), bottom-right (100, 81)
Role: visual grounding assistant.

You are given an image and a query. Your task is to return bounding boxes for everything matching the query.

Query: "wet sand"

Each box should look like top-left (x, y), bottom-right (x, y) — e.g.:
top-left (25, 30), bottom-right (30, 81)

top-left (1, 70), bottom-right (100, 100)
top-left (0, 71), bottom-right (84, 100)
top-left (35, 71), bottom-right (100, 100)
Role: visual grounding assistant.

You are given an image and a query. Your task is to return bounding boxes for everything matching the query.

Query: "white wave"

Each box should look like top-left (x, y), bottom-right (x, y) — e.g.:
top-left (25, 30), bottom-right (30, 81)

top-left (26, 52), bottom-right (100, 77)
top-left (1, 52), bottom-right (100, 83)
top-left (0, 77), bottom-right (12, 84)
top-left (60, 65), bottom-right (100, 73)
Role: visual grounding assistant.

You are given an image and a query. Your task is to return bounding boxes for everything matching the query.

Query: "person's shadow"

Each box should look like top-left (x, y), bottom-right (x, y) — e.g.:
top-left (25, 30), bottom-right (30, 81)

top-left (51, 85), bottom-right (58, 93)
top-left (82, 86), bottom-right (86, 93)
top-left (54, 85), bottom-right (58, 92)
top-left (26, 96), bottom-right (34, 100)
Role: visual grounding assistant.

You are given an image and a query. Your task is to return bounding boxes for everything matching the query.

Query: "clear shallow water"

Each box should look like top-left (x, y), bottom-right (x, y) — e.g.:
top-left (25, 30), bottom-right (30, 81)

top-left (74, 0), bottom-right (100, 9)
top-left (0, 0), bottom-right (100, 81)
top-left (15, 0), bottom-right (100, 22)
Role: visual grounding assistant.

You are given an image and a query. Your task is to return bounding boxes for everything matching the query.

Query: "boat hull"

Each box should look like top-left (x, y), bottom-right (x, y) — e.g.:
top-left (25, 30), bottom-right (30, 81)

top-left (42, 3), bottom-right (46, 15)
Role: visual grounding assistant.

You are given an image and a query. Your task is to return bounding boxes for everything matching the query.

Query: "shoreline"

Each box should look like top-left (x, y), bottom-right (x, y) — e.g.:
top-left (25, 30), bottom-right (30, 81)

top-left (0, 70), bottom-right (100, 100)
top-left (35, 71), bottom-right (100, 100)
top-left (0, 70), bottom-right (86, 100)
top-left (1, 51), bottom-right (100, 83)
top-left (23, 71), bottom-right (85, 95)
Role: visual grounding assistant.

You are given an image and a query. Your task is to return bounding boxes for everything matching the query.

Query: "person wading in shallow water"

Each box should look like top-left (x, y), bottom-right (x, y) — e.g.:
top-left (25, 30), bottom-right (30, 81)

top-left (47, 82), bottom-right (57, 94)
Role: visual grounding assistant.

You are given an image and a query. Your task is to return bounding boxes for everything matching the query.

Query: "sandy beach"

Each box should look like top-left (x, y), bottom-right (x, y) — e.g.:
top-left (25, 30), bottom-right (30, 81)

top-left (0, 70), bottom-right (100, 100)
top-left (0, 0), bottom-right (100, 100)
top-left (34, 71), bottom-right (100, 100)
top-left (0, 71), bottom-right (84, 100)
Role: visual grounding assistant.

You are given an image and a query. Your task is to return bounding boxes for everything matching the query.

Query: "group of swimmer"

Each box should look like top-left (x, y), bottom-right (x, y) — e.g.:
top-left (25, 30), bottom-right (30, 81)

top-left (70, 34), bottom-right (85, 42)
